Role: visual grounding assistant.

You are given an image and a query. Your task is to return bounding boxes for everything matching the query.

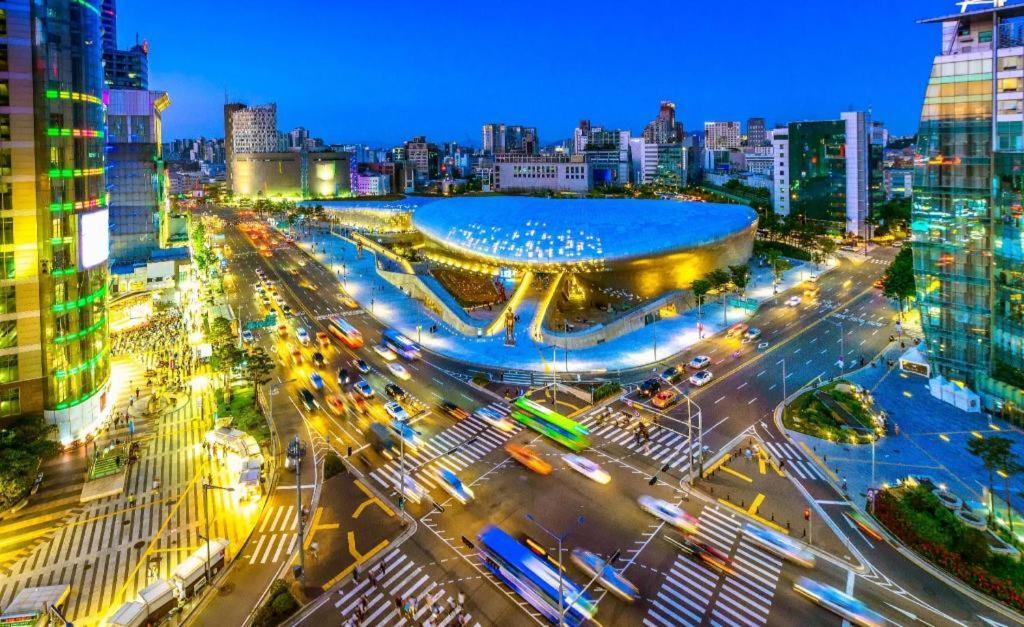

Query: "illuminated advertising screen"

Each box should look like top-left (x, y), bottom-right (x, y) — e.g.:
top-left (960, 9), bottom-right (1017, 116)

top-left (78, 209), bottom-right (110, 269)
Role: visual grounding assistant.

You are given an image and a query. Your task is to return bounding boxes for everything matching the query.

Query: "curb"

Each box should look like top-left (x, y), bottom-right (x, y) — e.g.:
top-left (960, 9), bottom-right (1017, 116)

top-left (772, 391), bottom-right (1024, 623)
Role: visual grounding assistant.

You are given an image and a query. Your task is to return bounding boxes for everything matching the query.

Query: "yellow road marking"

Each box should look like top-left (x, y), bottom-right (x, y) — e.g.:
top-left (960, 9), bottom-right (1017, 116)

top-left (798, 441), bottom-right (842, 483)
top-left (689, 283), bottom-right (877, 399)
top-left (721, 465), bottom-right (753, 483)
top-left (702, 453), bottom-right (731, 478)
top-left (758, 455), bottom-right (766, 475)
top-left (748, 493), bottom-right (766, 514)
top-left (939, 433), bottom-right (950, 442)
top-left (971, 431), bottom-right (983, 439)
top-left (315, 522), bottom-right (340, 531)
top-left (717, 498), bottom-right (788, 534)
top-left (353, 479), bottom-right (395, 518)
top-left (321, 538), bottom-right (389, 590)
top-left (115, 471), bottom-right (202, 604)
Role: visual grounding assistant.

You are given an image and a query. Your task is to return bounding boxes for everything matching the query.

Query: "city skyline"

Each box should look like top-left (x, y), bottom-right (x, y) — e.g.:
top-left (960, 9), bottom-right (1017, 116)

top-left (118, 0), bottom-right (941, 144)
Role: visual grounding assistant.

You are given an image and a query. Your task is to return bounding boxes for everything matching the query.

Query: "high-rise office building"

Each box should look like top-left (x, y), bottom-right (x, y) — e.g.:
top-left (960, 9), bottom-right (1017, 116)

top-left (913, 3), bottom-right (1024, 413)
top-left (107, 90), bottom-right (170, 265)
top-left (642, 101), bottom-right (684, 145)
top-left (746, 117), bottom-right (767, 146)
top-left (771, 112), bottom-right (869, 235)
top-left (99, 0), bottom-right (147, 90)
top-left (1, 0), bottom-right (111, 440)
top-left (704, 121), bottom-right (742, 149)
top-left (481, 123), bottom-right (538, 155)
top-left (230, 104), bottom-right (278, 154)
top-left (223, 102), bottom-right (245, 190)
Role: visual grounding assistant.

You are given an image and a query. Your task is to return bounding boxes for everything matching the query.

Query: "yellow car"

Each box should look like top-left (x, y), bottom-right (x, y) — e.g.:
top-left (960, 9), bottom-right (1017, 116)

top-left (506, 444), bottom-right (552, 475)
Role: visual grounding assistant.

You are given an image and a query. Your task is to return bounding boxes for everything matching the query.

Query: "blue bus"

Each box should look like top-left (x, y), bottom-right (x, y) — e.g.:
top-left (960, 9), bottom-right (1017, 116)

top-left (382, 328), bottom-right (420, 361)
top-left (477, 525), bottom-right (596, 626)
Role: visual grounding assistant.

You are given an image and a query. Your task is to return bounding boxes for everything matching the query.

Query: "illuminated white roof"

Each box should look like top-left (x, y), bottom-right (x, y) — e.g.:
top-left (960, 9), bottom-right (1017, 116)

top-left (412, 196), bottom-right (757, 265)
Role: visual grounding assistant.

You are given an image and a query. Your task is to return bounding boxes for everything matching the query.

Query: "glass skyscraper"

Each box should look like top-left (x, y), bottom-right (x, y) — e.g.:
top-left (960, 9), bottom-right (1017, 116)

top-left (1, 0), bottom-right (110, 441)
top-left (914, 4), bottom-right (1024, 417)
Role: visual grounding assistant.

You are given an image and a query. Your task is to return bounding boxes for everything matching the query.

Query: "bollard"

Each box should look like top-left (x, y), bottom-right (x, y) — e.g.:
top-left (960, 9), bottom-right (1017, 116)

top-left (787, 521), bottom-right (790, 530)
top-left (802, 529), bottom-right (806, 537)
top-left (771, 513), bottom-right (775, 522)
top-left (741, 499), bottom-right (745, 508)
top-left (727, 493), bottom-right (731, 502)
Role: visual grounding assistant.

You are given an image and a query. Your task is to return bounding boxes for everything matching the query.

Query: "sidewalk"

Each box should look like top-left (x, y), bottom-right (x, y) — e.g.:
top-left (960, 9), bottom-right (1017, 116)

top-left (291, 225), bottom-right (833, 374)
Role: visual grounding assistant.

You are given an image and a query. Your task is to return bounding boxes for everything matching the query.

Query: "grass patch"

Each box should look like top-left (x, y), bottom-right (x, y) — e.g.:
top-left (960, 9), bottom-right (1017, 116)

top-left (323, 452), bottom-right (345, 480)
top-left (593, 382), bottom-right (623, 403)
top-left (875, 485), bottom-right (1024, 610)
top-left (251, 579), bottom-right (299, 627)
top-left (782, 382), bottom-right (874, 444)
top-left (216, 384), bottom-right (270, 443)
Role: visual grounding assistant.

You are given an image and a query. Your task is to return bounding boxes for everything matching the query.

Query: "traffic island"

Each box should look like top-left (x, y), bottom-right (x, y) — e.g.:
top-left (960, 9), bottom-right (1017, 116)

top-left (782, 380), bottom-right (882, 445)
top-left (700, 439), bottom-right (849, 560)
top-left (872, 483), bottom-right (1024, 612)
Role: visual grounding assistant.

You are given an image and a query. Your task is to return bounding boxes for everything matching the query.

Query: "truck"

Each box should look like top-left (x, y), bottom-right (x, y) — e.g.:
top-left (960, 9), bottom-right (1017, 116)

top-left (0, 584), bottom-right (70, 626)
top-left (171, 538), bottom-right (229, 599)
top-left (366, 423), bottom-right (396, 458)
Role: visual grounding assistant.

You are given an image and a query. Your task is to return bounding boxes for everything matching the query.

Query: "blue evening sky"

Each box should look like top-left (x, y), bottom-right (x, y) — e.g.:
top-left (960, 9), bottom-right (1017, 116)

top-left (117, 0), bottom-right (950, 145)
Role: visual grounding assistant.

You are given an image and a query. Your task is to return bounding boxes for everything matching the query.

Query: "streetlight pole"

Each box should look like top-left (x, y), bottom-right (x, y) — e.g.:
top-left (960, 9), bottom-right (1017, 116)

top-left (287, 435), bottom-right (307, 581)
top-left (782, 358), bottom-right (787, 401)
top-left (525, 514), bottom-right (583, 626)
top-left (202, 481), bottom-right (233, 588)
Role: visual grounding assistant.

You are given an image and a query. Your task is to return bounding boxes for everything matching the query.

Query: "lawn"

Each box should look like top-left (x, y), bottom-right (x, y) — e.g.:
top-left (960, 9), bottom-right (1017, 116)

top-left (216, 384), bottom-right (270, 443)
top-left (874, 485), bottom-right (1024, 611)
top-left (782, 381), bottom-right (875, 444)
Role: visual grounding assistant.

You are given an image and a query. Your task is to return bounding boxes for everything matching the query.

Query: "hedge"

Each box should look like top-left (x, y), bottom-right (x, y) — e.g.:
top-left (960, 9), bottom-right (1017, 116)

top-left (251, 579), bottom-right (299, 627)
top-left (753, 240), bottom-right (812, 262)
top-left (874, 486), bottom-right (1024, 611)
top-left (593, 382), bottom-right (623, 403)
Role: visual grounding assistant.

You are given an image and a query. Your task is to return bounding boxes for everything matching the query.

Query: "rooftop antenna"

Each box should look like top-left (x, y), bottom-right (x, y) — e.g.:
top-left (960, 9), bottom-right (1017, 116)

top-left (957, 0), bottom-right (1007, 13)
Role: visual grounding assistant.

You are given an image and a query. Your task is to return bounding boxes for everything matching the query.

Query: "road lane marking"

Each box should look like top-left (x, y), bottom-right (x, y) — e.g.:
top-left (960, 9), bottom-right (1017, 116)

top-left (737, 382), bottom-right (748, 390)
top-left (721, 465), bottom-right (752, 482)
top-left (715, 395), bottom-right (726, 404)
top-left (747, 397), bottom-right (758, 404)
top-left (748, 493), bottom-right (766, 513)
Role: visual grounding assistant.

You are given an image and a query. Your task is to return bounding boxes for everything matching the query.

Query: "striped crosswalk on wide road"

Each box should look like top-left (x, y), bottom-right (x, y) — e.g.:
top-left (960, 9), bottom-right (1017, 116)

top-left (761, 440), bottom-right (829, 481)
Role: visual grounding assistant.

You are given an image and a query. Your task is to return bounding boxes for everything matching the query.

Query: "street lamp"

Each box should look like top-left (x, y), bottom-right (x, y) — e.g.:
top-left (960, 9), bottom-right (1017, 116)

top-left (261, 378), bottom-right (296, 426)
top-left (201, 480), bottom-right (234, 588)
top-left (287, 435), bottom-right (307, 581)
top-left (525, 513), bottom-right (583, 626)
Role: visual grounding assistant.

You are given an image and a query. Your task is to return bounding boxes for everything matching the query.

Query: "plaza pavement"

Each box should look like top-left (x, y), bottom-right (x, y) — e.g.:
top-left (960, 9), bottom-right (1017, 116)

top-left (293, 224), bottom-right (835, 374)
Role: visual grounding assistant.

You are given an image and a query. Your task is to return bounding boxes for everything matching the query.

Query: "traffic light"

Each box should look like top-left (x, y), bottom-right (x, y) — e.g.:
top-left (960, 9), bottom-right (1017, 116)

top-left (803, 508), bottom-right (811, 521)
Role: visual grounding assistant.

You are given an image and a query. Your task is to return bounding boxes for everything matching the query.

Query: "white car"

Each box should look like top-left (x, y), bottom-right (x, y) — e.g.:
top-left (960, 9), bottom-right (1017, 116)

top-left (384, 401), bottom-right (409, 421)
top-left (241, 329), bottom-right (255, 343)
top-left (373, 344), bottom-right (397, 361)
top-left (474, 406), bottom-right (516, 433)
top-left (563, 454), bottom-right (611, 484)
top-left (387, 362), bottom-right (411, 380)
top-left (785, 296), bottom-right (802, 307)
top-left (638, 495), bottom-right (699, 533)
top-left (689, 370), bottom-right (713, 387)
top-left (295, 327), bottom-right (310, 345)
top-left (688, 355), bottom-right (711, 370)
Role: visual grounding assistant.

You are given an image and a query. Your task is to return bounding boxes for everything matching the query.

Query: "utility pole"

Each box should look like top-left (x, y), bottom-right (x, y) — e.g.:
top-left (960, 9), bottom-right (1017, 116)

top-left (287, 435), bottom-right (307, 581)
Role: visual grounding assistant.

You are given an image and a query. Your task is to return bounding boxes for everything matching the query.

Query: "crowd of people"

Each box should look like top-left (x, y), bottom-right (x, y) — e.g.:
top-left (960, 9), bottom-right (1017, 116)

top-left (110, 307), bottom-right (203, 407)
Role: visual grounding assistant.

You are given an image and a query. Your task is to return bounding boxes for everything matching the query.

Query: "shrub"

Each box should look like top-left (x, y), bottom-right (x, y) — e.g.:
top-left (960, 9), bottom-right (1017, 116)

top-left (593, 382), bottom-right (623, 403)
top-left (471, 372), bottom-right (490, 387)
top-left (323, 453), bottom-right (345, 480)
top-left (251, 580), bottom-right (299, 627)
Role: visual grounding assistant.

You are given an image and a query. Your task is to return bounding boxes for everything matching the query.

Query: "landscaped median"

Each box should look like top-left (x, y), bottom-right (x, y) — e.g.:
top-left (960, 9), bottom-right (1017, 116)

top-left (782, 380), bottom-right (881, 444)
top-left (873, 484), bottom-right (1024, 612)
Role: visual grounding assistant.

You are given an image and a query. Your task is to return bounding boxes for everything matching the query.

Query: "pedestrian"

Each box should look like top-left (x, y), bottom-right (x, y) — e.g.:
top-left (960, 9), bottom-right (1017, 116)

top-left (379, 561), bottom-right (387, 577)
top-left (457, 591), bottom-right (465, 608)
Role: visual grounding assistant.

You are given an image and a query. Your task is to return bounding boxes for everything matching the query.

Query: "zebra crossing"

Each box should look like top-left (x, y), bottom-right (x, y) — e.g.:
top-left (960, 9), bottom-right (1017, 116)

top-left (761, 440), bottom-right (829, 482)
top-left (332, 548), bottom-right (481, 626)
top-left (247, 505), bottom-right (298, 565)
top-left (579, 410), bottom-right (704, 474)
top-left (368, 403), bottom-right (519, 494)
top-left (645, 506), bottom-right (782, 627)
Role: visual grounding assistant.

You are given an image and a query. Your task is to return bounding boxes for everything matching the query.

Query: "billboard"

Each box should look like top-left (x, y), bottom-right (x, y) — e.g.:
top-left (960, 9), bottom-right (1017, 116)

top-left (78, 209), bottom-right (110, 269)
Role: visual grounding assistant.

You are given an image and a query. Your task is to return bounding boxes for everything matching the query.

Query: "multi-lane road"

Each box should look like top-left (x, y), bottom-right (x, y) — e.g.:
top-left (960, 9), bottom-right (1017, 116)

top-left (210, 207), bottom-right (1022, 627)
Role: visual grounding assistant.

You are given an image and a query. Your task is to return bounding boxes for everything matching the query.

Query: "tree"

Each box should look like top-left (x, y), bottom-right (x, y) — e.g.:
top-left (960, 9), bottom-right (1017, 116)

top-left (967, 435), bottom-right (1018, 525)
top-left (705, 269), bottom-right (732, 324)
top-left (728, 264), bottom-right (751, 297)
top-left (691, 278), bottom-right (711, 337)
top-left (0, 416), bottom-right (59, 509)
top-left (765, 249), bottom-right (785, 291)
top-left (244, 346), bottom-right (276, 391)
top-left (882, 246), bottom-right (916, 317)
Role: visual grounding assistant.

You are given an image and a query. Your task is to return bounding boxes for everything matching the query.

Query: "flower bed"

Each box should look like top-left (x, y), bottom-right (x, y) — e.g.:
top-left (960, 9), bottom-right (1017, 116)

top-left (874, 486), bottom-right (1024, 611)
top-left (782, 382), bottom-right (874, 444)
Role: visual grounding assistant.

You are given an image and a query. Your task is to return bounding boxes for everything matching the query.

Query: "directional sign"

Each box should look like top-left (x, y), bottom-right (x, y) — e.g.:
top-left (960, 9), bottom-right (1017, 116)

top-left (245, 313), bottom-right (278, 330)
top-left (728, 297), bottom-right (759, 312)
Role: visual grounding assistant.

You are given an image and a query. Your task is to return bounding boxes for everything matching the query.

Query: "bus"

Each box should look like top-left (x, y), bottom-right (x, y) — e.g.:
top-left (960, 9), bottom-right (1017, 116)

top-left (382, 328), bottom-right (420, 360)
top-left (329, 316), bottom-right (364, 348)
top-left (511, 397), bottom-right (591, 451)
top-left (477, 525), bottom-right (596, 626)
